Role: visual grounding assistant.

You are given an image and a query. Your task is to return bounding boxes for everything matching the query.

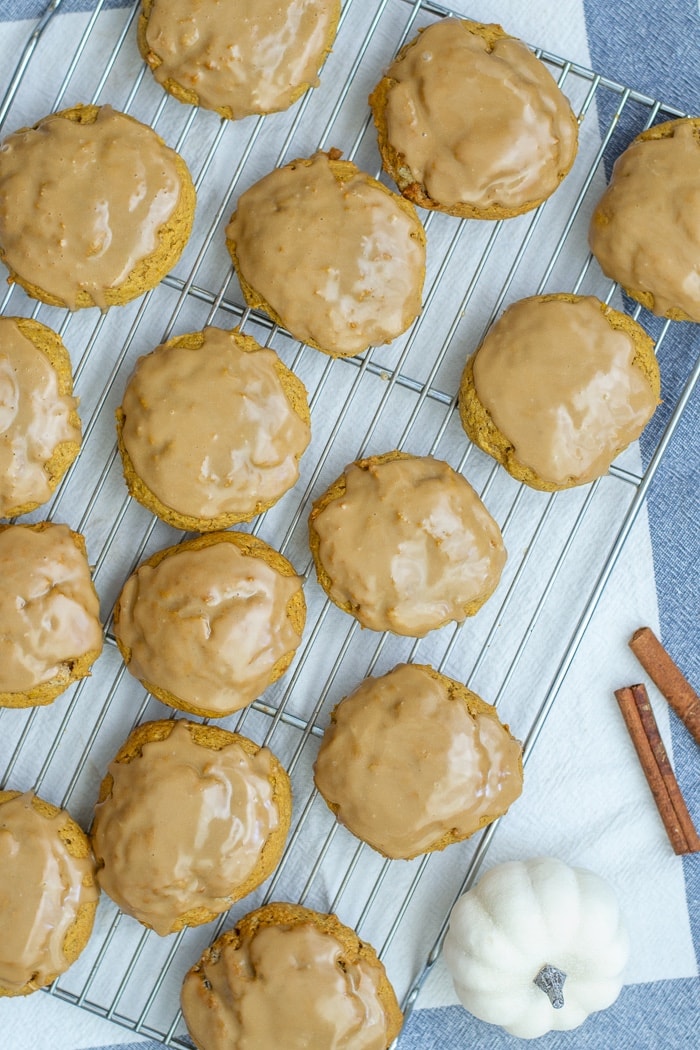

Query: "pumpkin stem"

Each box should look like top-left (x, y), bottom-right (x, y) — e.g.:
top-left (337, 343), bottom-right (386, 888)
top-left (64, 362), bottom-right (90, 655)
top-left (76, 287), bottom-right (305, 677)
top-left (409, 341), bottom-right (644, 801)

top-left (534, 964), bottom-right (566, 1009)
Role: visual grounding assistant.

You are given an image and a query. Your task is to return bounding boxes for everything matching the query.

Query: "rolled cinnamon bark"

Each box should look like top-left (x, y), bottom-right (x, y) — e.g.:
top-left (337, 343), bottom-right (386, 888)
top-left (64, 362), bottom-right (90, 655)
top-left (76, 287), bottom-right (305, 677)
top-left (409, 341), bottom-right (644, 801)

top-left (614, 682), bottom-right (700, 856)
top-left (629, 627), bottom-right (700, 747)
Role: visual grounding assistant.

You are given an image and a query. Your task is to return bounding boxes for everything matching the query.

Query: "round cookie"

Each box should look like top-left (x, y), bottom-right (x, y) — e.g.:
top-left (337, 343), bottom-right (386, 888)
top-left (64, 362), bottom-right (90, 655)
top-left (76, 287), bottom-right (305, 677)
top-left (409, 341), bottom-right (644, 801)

top-left (308, 451), bottom-right (506, 637)
top-left (589, 117), bottom-right (700, 322)
top-left (181, 902), bottom-right (403, 1050)
top-left (116, 326), bottom-right (311, 531)
top-left (369, 18), bottom-right (579, 219)
top-left (314, 663), bottom-right (523, 860)
top-left (0, 104), bottom-right (196, 310)
top-left (113, 530), bottom-right (306, 718)
top-left (91, 719), bottom-right (292, 935)
top-left (0, 522), bottom-right (103, 708)
top-left (0, 790), bottom-right (99, 997)
top-left (458, 293), bottom-right (661, 490)
top-left (226, 150), bottom-right (426, 358)
top-left (137, 0), bottom-right (341, 120)
top-left (0, 316), bottom-right (81, 519)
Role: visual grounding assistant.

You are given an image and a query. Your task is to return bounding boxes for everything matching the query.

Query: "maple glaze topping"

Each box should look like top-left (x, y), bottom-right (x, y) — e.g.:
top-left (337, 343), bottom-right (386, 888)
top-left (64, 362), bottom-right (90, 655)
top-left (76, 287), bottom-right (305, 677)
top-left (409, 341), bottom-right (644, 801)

top-left (228, 152), bottom-right (425, 355)
top-left (0, 524), bottom-right (102, 693)
top-left (382, 19), bottom-right (577, 209)
top-left (144, 0), bottom-right (338, 117)
top-left (312, 455), bottom-right (505, 636)
top-left (472, 296), bottom-right (658, 485)
top-left (120, 327), bottom-right (310, 520)
top-left (0, 318), bottom-right (80, 516)
top-left (92, 721), bottom-right (281, 935)
top-left (0, 106), bottom-right (184, 309)
top-left (115, 541), bottom-right (303, 714)
top-left (589, 121), bottom-right (700, 321)
top-left (0, 793), bottom-right (98, 993)
top-left (314, 664), bottom-right (523, 858)
top-left (181, 922), bottom-right (392, 1050)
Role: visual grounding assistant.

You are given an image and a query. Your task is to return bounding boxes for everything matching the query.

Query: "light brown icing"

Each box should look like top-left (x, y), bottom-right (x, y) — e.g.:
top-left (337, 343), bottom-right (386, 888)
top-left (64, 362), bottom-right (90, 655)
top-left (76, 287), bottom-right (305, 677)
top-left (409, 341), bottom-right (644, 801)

top-left (227, 152), bottom-right (425, 356)
top-left (143, 0), bottom-right (338, 117)
top-left (589, 121), bottom-right (700, 321)
top-left (382, 19), bottom-right (578, 210)
top-left (120, 327), bottom-right (310, 521)
top-left (472, 296), bottom-right (658, 485)
top-left (0, 319), bottom-right (80, 517)
top-left (92, 721), bottom-right (282, 935)
top-left (0, 106), bottom-right (183, 309)
top-left (181, 922), bottom-right (392, 1050)
top-left (0, 524), bottom-right (102, 694)
top-left (114, 541), bottom-right (304, 714)
top-left (314, 664), bottom-right (522, 859)
top-left (312, 455), bottom-right (506, 636)
top-left (0, 792), bottom-right (98, 993)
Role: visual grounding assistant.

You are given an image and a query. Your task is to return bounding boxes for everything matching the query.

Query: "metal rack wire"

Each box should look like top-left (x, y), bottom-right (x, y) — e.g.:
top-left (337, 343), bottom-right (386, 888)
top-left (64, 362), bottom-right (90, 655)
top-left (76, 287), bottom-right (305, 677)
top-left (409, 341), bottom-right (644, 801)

top-left (0, 0), bottom-right (697, 1045)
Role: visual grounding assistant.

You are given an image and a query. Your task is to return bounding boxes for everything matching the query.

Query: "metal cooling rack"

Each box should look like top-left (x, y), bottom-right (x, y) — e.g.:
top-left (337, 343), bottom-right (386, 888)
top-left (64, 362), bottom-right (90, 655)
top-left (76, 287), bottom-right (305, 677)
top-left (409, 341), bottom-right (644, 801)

top-left (1, 0), bottom-right (698, 1046)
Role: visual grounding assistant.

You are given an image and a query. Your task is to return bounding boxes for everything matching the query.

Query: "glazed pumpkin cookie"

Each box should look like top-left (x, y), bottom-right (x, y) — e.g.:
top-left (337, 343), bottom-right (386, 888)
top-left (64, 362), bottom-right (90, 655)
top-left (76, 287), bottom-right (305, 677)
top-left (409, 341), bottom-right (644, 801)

top-left (0, 316), bottom-right (81, 519)
top-left (458, 294), bottom-right (660, 490)
top-left (226, 150), bottom-right (426, 357)
top-left (308, 451), bottom-right (506, 637)
top-left (91, 719), bottom-right (291, 935)
top-left (369, 18), bottom-right (578, 219)
top-left (589, 118), bottom-right (700, 322)
top-left (138, 0), bottom-right (341, 120)
top-left (0, 790), bottom-right (99, 997)
top-left (314, 663), bottom-right (523, 860)
top-left (181, 902), bottom-right (403, 1050)
top-left (0, 104), bottom-right (195, 310)
top-left (117, 326), bottom-right (310, 531)
top-left (113, 531), bottom-right (306, 717)
top-left (0, 522), bottom-right (103, 708)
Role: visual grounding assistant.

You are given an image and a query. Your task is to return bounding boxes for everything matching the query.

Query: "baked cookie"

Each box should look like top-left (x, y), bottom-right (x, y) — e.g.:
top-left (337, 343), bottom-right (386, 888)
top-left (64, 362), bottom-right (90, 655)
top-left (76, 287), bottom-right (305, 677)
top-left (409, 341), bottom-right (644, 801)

top-left (226, 150), bottom-right (426, 357)
top-left (113, 531), bottom-right (306, 718)
top-left (308, 451), bottom-right (506, 636)
top-left (181, 902), bottom-right (403, 1050)
top-left (138, 0), bottom-right (341, 120)
top-left (314, 663), bottom-right (523, 860)
top-left (91, 719), bottom-right (291, 935)
top-left (458, 294), bottom-right (660, 490)
top-left (0, 104), bottom-right (195, 310)
top-left (116, 326), bottom-right (311, 531)
top-left (369, 18), bottom-right (578, 219)
top-left (0, 790), bottom-right (99, 997)
top-left (0, 522), bottom-right (103, 708)
top-left (0, 316), bottom-right (81, 518)
top-left (589, 117), bottom-right (700, 322)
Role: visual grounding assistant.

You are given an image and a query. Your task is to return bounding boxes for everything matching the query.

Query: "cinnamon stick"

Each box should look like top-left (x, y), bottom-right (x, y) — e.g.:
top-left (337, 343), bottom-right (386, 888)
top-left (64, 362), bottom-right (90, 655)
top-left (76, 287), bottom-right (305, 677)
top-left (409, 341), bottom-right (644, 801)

top-left (629, 627), bottom-right (700, 747)
top-left (614, 683), bottom-right (700, 855)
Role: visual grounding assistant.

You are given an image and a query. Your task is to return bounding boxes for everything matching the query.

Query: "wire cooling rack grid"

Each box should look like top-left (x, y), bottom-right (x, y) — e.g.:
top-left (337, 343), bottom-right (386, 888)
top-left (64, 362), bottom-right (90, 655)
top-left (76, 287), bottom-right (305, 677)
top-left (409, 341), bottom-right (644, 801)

top-left (1, 0), bottom-right (698, 1045)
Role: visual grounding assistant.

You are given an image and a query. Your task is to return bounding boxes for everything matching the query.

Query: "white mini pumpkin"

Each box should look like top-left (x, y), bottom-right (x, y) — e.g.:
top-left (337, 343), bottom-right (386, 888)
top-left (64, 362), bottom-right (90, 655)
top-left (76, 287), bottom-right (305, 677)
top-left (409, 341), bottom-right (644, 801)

top-left (443, 856), bottom-right (630, 1039)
